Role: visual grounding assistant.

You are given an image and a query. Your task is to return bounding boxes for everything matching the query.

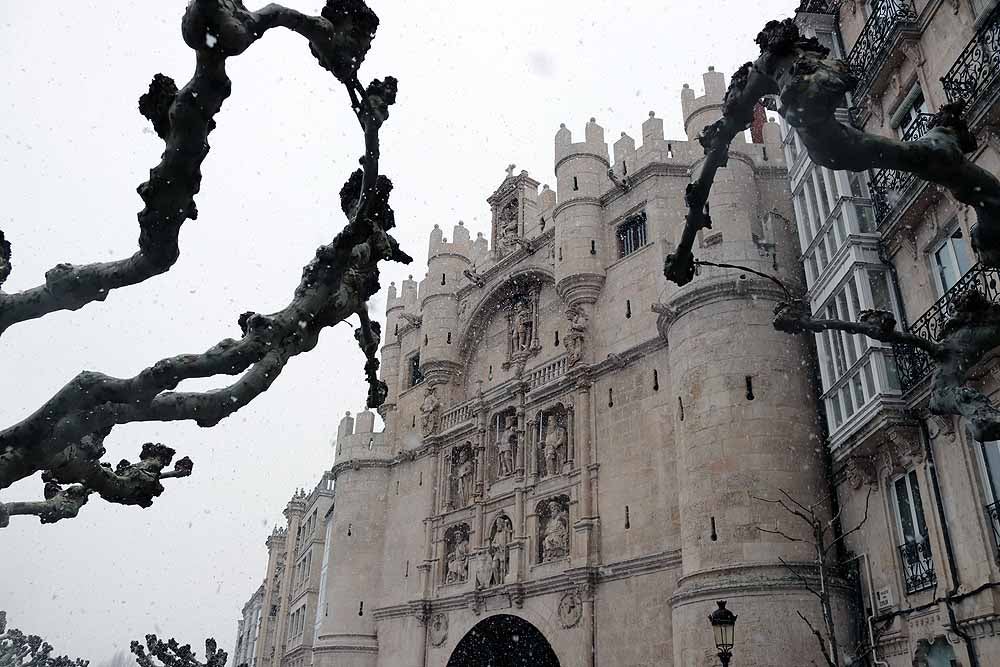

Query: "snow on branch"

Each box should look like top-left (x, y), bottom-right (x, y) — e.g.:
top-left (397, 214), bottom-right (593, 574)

top-left (664, 18), bottom-right (1000, 442)
top-left (131, 635), bottom-right (227, 667)
top-left (0, 0), bottom-right (411, 526)
top-left (0, 611), bottom-right (89, 667)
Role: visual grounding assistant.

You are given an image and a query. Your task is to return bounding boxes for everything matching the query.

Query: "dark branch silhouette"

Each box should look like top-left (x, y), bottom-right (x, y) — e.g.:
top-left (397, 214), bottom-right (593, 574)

top-left (664, 18), bottom-right (1000, 441)
top-left (131, 635), bottom-right (231, 667)
top-left (0, 0), bottom-right (411, 526)
top-left (0, 612), bottom-right (89, 667)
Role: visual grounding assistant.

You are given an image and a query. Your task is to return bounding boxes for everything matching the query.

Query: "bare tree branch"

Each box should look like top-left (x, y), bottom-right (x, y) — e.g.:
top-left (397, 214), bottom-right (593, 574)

top-left (825, 487), bottom-right (872, 558)
top-left (797, 610), bottom-right (836, 667)
top-left (0, 0), bottom-right (411, 526)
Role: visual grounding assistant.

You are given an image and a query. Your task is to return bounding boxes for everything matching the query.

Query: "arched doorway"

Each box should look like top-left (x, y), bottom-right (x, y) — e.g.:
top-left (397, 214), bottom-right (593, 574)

top-left (446, 614), bottom-right (560, 667)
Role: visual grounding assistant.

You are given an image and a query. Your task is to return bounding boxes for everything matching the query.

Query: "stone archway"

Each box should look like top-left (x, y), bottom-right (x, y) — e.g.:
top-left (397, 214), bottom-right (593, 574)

top-left (446, 614), bottom-right (560, 667)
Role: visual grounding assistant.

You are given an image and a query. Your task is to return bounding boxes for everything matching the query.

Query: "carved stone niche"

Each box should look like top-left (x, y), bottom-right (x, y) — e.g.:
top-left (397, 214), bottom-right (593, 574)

top-left (475, 512), bottom-right (514, 589)
top-left (537, 495), bottom-right (571, 564)
top-left (443, 523), bottom-right (471, 585)
top-left (447, 442), bottom-right (476, 510)
top-left (534, 403), bottom-right (572, 478)
top-left (844, 456), bottom-right (876, 490)
top-left (489, 407), bottom-right (519, 482)
top-left (503, 291), bottom-right (541, 368)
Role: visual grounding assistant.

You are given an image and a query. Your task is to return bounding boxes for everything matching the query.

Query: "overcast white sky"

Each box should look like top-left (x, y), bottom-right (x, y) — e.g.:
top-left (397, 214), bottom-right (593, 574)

top-left (0, 0), bottom-right (797, 661)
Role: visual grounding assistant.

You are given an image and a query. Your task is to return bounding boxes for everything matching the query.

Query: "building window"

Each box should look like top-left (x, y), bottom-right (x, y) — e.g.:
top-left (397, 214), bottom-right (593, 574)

top-left (408, 353), bottom-right (423, 387)
top-left (894, 86), bottom-right (930, 139)
top-left (616, 212), bottom-right (648, 258)
top-left (976, 439), bottom-right (1000, 556)
top-left (931, 226), bottom-right (974, 296)
top-left (892, 469), bottom-right (936, 594)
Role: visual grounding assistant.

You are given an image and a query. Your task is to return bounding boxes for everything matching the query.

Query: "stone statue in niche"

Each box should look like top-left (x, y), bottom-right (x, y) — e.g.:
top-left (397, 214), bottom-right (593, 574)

top-left (445, 528), bottom-right (469, 584)
top-left (498, 198), bottom-right (520, 254)
top-left (420, 385), bottom-right (441, 437)
top-left (540, 499), bottom-right (569, 562)
top-left (564, 305), bottom-right (588, 366)
top-left (487, 514), bottom-right (513, 585)
top-left (543, 415), bottom-right (567, 477)
top-left (455, 446), bottom-right (474, 506)
top-left (496, 415), bottom-right (516, 478)
top-left (511, 300), bottom-right (534, 352)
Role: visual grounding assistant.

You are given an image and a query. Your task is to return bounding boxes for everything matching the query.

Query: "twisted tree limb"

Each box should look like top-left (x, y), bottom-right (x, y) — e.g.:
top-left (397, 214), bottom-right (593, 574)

top-left (0, 612), bottom-right (89, 667)
top-left (0, 0), bottom-right (411, 526)
top-left (664, 18), bottom-right (1000, 441)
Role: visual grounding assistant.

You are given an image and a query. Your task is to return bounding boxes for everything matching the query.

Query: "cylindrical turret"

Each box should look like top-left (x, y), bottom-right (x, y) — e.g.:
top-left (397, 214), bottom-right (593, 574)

top-left (419, 222), bottom-right (469, 389)
top-left (314, 409), bottom-right (391, 667)
top-left (553, 118), bottom-right (609, 309)
top-left (667, 71), bottom-right (841, 667)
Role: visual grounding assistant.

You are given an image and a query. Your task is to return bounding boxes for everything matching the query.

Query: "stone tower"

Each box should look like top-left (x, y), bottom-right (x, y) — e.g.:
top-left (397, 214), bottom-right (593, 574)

top-left (312, 410), bottom-right (392, 666)
top-left (665, 68), bottom-right (841, 666)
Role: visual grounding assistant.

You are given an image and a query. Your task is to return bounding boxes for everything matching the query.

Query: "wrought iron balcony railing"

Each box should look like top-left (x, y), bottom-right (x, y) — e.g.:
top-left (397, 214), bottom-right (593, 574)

top-left (987, 501), bottom-right (1000, 558)
top-left (868, 112), bottom-right (935, 226)
top-left (847, 0), bottom-right (918, 96)
top-left (892, 263), bottom-right (1000, 391)
top-left (941, 4), bottom-right (1000, 107)
top-left (898, 537), bottom-right (936, 594)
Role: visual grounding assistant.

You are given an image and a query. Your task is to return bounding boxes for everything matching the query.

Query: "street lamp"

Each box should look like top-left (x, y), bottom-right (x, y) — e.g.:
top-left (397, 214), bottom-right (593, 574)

top-left (708, 600), bottom-right (737, 666)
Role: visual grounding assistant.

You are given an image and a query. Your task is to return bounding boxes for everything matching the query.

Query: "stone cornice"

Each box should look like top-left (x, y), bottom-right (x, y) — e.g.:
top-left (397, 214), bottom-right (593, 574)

top-left (330, 457), bottom-right (394, 479)
top-left (657, 277), bottom-right (792, 335)
top-left (669, 561), bottom-right (852, 607)
top-left (554, 152), bottom-right (610, 174)
top-left (372, 550), bottom-right (682, 621)
top-left (551, 196), bottom-right (603, 220)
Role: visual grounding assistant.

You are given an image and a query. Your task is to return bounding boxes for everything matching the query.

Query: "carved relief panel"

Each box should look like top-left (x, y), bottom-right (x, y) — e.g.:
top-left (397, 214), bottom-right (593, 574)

top-left (475, 513), bottom-right (514, 589)
top-left (447, 442), bottom-right (476, 509)
top-left (531, 402), bottom-right (572, 478)
top-left (443, 523), bottom-right (471, 585)
top-left (489, 408), bottom-right (519, 481)
top-left (537, 495), bottom-right (570, 563)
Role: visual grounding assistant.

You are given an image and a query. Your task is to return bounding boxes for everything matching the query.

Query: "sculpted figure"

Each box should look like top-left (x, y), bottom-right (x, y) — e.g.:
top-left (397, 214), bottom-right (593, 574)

top-left (543, 415), bottom-right (567, 477)
top-left (541, 500), bottom-right (569, 562)
top-left (446, 533), bottom-right (469, 584)
top-left (512, 301), bottom-right (533, 351)
top-left (488, 515), bottom-right (513, 585)
top-left (420, 385), bottom-right (441, 437)
top-left (565, 306), bottom-right (588, 366)
top-left (456, 448), bottom-right (474, 505)
top-left (496, 415), bottom-right (516, 477)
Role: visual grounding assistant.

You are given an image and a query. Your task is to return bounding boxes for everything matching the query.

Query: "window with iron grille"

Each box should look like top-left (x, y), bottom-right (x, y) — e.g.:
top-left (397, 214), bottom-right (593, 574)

top-left (616, 211), bottom-right (648, 258)
top-left (408, 353), bottom-right (423, 387)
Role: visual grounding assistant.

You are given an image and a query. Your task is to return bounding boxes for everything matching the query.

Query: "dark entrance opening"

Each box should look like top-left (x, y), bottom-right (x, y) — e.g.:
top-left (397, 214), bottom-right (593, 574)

top-left (446, 614), bottom-right (560, 667)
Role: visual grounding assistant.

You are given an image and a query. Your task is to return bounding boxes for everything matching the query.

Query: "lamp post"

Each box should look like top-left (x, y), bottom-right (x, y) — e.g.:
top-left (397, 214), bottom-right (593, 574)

top-left (708, 600), bottom-right (737, 666)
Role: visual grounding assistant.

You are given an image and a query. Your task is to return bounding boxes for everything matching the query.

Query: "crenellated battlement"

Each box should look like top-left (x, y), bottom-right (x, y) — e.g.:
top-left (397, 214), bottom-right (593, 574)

top-left (332, 409), bottom-right (393, 465)
top-left (554, 117), bottom-right (610, 169)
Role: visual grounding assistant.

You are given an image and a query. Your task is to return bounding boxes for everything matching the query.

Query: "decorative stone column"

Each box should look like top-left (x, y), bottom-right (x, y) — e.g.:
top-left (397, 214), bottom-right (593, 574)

top-left (515, 390), bottom-right (527, 477)
top-left (509, 487), bottom-right (526, 582)
top-left (566, 405), bottom-right (576, 469)
top-left (526, 416), bottom-right (538, 480)
top-left (476, 407), bottom-right (488, 497)
top-left (575, 379), bottom-right (593, 518)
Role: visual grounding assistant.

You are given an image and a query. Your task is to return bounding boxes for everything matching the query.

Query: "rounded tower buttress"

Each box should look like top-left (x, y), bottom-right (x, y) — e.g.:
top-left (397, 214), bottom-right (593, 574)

top-left (315, 409), bottom-right (391, 667)
top-left (553, 118), bottom-right (609, 309)
top-left (419, 222), bottom-right (470, 391)
top-left (667, 68), bottom-right (841, 667)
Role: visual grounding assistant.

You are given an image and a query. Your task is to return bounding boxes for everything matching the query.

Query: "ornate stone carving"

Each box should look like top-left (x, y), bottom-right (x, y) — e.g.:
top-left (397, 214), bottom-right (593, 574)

top-left (538, 497), bottom-right (570, 562)
top-left (498, 197), bottom-right (521, 256)
top-left (487, 514), bottom-right (513, 586)
top-left (511, 299), bottom-right (534, 352)
top-left (543, 414), bottom-right (568, 477)
top-left (429, 613), bottom-right (448, 647)
top-left (845, 456), bottom-right (876, 490)
top-left (565, 305), bottom-right (588, 366)
top-left (558, 591), bottom-right (583, 628)
top-left (420, 385), bottom-right (441, 437)
top-left (449, 444), bottom-right (475, 508)
top-left (444, 524), bottom-right (470, 584)
top-left (496, 414), bottom-right (517, 479)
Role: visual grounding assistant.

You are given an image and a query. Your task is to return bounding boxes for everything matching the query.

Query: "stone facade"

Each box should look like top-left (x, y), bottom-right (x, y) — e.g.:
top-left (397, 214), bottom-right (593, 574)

top-left (233, 62), bottom-right (854, 667)
top-left (784, 2), bottom-right (1000, 666)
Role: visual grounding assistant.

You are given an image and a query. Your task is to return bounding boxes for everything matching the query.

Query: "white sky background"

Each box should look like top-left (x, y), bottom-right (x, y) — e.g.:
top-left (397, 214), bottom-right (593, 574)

top-left (0, 0), bottom-right (797, 660)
